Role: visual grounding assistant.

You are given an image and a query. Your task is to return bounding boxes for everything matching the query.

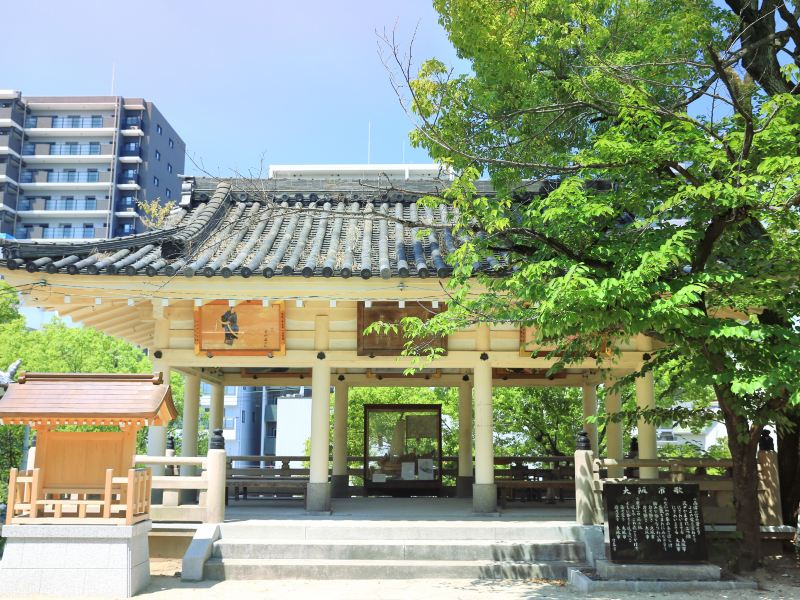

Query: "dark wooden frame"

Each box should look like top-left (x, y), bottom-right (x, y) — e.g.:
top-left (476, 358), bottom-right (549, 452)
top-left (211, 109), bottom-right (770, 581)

top-left (356, 301), bottom-right (447, 356)
top-left (362, 403), bottom-right (443, 497)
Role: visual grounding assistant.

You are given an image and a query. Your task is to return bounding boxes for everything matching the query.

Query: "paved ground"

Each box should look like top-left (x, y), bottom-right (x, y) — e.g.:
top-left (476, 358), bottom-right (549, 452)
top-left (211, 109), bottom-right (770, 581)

top-left (118, 575), bottom-right (800, 600)
top-left (223, 496), bottom-right (577, 522)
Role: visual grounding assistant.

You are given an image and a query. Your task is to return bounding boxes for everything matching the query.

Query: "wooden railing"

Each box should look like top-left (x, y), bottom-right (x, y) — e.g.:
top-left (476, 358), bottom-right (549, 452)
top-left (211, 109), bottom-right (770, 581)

top-left (225, 454), bottom-right (575, 501)
top-left (573, 451), bottom-right (783, 527)
top-left (5, 467), bottom-right (151, 525)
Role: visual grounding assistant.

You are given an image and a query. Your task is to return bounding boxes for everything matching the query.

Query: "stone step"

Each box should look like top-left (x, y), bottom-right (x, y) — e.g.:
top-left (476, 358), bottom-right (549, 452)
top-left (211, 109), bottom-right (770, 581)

top-left (205, 557), bottom-right (585, 580)
top-left (212, 539), bottom-right (586, 562)
top-left (218, 520), bottom-right (586, 542)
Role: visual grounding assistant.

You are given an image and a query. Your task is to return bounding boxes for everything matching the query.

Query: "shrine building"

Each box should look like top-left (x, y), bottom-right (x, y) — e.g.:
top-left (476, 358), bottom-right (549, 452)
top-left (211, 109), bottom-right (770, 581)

top-left (0, 164), bottom-right (658, 514)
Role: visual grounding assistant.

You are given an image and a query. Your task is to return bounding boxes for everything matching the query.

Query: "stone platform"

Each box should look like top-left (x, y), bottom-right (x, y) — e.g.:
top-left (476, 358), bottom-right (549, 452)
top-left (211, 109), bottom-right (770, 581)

top-left (0, 521), bottom-right (151, 598)
top-left (201, 498), bottom-right (598, 581)
top-left (568, 559), bottom-right (758, 593)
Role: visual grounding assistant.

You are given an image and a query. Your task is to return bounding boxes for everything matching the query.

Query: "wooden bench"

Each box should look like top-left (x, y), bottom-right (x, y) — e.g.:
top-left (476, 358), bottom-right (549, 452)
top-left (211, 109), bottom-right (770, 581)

top-left (226, 460), bottom-right (309, 502)
top-left (495, 479), bottom-right (576, 508)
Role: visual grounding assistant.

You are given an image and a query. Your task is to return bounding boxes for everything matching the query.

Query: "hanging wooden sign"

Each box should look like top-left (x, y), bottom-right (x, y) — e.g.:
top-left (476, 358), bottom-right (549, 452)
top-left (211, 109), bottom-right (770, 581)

top-left (357, 301), bottom-right (447, 356)
top-left (194, 300), bottom-right (285, 356)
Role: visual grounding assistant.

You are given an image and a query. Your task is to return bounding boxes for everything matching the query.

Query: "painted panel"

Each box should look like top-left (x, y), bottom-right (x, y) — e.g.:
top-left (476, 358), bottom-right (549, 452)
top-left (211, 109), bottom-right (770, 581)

top-left (194, 300), bottom-right (285, 356)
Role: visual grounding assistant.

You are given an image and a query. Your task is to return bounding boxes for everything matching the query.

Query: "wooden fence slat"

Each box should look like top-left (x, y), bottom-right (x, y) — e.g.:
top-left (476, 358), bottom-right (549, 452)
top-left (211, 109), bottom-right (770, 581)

top-left (6, 468), bottom-right (18, 524)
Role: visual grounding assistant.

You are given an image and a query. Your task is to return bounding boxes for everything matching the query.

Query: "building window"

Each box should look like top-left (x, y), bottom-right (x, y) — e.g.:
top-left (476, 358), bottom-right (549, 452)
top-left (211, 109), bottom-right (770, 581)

top-left (156, 124), bottom-right (162, 135)
top-left (167, 163), bottom-right (172, 174)
top-left (165, 188), bottom-right (172, 199)
top-left (266, 421), bottom-right (277, 438)
top-left (155, 149), bottom-right (161, 161)
top-left (168, 138), bottom-right (174, 149)
top-left (153, 176), bottom-right (159, 187)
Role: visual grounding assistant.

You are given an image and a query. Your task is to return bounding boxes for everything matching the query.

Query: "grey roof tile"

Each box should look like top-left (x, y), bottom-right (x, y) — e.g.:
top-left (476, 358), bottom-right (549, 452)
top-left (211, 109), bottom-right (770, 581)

top-left (0, 179), bottom-right (512, 279)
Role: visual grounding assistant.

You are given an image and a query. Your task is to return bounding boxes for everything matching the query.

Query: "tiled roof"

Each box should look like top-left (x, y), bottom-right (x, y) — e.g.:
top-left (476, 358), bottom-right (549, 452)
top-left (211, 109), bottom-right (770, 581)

top-left (0, 178), bottom-right (519, 279)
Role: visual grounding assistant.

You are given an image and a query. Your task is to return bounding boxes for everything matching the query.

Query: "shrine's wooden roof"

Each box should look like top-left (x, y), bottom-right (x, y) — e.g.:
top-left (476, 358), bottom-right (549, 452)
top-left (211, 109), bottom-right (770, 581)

top-left (0, 177), bottom-right (542, 280)
top-left (0, 372), bottom-right (177, 425)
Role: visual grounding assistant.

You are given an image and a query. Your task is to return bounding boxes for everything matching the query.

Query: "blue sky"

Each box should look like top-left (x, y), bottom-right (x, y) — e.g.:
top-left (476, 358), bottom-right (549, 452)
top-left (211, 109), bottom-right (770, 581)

top-left (1, 1), bottom-right (461, 176)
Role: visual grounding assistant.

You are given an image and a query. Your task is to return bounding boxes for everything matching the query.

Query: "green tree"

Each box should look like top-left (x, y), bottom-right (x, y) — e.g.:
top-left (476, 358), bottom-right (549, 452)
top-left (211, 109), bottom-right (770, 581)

top-left (0, 310), bottom-right (188, 502)
top-left (493, 387), bottom-right (583, 456)
top-left (0, 282), bottom-right (22, 325)
top-left (396, 0), bottom-right (800, 569)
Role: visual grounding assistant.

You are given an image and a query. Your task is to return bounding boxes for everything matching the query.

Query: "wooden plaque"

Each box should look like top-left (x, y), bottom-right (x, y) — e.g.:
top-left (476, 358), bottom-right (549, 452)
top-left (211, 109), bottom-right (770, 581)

top-left (194, 300), bottom-right (285, 356)
top-left (357, 301), bottom-right (447, 356)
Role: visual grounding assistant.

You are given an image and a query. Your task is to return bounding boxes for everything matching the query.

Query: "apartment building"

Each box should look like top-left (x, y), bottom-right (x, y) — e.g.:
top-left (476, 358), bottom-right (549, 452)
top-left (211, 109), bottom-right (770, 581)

top-left (0, 91), bottom-right (185, 240)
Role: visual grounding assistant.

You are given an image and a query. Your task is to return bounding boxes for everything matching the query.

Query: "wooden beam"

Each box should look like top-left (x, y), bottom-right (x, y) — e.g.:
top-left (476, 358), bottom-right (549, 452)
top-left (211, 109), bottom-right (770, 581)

top-left (171, 366), bottom-right (223, 386)
top-left (161, 348), bottom-right (642, 370)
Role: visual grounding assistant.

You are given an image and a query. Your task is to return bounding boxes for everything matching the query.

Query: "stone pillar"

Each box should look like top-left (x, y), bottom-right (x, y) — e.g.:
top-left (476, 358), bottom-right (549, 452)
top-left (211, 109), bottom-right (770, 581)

top-left (758, 431), bottom-right (783, 526)
top-left (331, 380), bottom-right (349, 498)
top-left (307, 361), bottom-right (332, 512)
top-left (473, 361), bottom-right (496, 512)
top-left (209, 382), bottom-right (224, 432)
top-left (206, 429), bottom-right (227, 524)
top-left (457, 379), bottom-right (474, 497)
top-left (581, 383), bottom-right (598, 453)
top-left (574, 432), bottom-right (598, 525)
top-left (605, 377), bottom-right (623, 478)
top-left (635, 370), bottom-right (658, 479)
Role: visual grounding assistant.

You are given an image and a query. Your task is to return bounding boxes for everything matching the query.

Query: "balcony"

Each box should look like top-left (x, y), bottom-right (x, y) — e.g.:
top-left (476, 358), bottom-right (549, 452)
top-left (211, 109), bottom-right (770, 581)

top-left (22, 142), bottom-right (112, 164)
top-left (24, 143), bottom-right (103, 156)
top-left (0, 161), bottom-right (21, 183)
top-left (0, 190), bottom-right (16, 211)
top-left (121, 143), bottom-right (140, 156)
top-left (15, 226), bottom-right (108, 240)
top-left (20, 170), bottom-right (111, 188)
top-left (119, 143), bottom-right (142, 164)
top-left (24, 115), bottom-right (116, 138)
top-left (17, 197), bottom-right (107, 212)
top-left (118, 172), bottom-right (139, 184)
top-left (0, 105), bottom-right (24, 126)
top-left (0, 133), bottom-right (22, 155)
top-left (117, 198), bottom-right (137, 209)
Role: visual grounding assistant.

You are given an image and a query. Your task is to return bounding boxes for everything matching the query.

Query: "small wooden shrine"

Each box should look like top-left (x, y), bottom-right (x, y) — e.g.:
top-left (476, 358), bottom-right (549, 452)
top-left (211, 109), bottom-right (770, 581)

top-left (0, 372), bottom-right (177, 525)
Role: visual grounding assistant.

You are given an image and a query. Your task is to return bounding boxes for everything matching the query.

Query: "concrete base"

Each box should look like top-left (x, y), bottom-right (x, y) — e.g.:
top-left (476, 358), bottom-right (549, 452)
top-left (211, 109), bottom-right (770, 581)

top-left (306, 482), bottom-right (332, 513)
top-left (595, 560), bottom-right (720, 581)
top-left (0, 521), bottom-right (151, 598)
top-left (576, 525), bottom-right (604, 568)
top-left (182, 523), bottom-right (220, 581)
top-left (331, 475), bottom-right (349, 499)
top-left (568, 569), bottom-right (757, 593)
top-left (471, 483), bottom-right (497, 513)
top-left (456, 476), bottom-right (474, 498)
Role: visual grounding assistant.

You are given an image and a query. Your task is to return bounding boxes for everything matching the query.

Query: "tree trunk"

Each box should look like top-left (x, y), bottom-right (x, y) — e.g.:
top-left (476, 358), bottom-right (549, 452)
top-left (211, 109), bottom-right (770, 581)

top-left (777, 406), bottom-right (800, 526)
top-left (727, 430), bottom-right (762, 571)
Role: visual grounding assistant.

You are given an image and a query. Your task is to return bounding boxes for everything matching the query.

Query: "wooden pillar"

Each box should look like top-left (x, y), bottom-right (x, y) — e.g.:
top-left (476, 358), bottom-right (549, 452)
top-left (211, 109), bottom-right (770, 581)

top-left (147, 311), bottom-right (170, 471)
top-left (209, 382), bottom-right (224, 432)
top-left (581, 382), bottom-right (598, 453)
top-left (605, 377), bottom-right (623, 478)
top-left (180, 372), bottom-right (201, 503)
top-left (307, 361), bottom-right (332, 512)
top-left (331, 380), bottom-right (349, 498)
top-left (473, 360), bottom-right (496, 512)
top-left (635, 371), bottom-right (657, 479)
top-left (457, 379), bottom-right (474, 497)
